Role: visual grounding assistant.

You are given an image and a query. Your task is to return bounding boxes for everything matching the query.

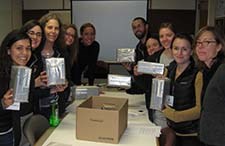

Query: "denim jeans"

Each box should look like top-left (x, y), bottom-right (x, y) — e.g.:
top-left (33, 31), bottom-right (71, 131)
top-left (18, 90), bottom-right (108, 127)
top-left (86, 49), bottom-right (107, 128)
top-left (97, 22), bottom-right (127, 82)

top-left (0, 131), bottom-right (14, 146)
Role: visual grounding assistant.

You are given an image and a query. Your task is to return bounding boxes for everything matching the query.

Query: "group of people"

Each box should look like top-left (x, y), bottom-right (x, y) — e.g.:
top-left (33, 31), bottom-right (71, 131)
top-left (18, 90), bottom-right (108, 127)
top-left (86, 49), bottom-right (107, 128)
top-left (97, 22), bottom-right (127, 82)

top-left (0, 13), bottom-right (224, 146)
top-left (127, 17), bottom-right (225, 146)
top-left (0, 13), bottom-right (100, 146)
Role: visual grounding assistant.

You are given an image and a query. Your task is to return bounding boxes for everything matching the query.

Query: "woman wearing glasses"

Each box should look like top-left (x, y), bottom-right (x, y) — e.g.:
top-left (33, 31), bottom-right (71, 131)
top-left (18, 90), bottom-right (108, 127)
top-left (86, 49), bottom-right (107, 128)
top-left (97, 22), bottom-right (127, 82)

top-left (194, 26), bottom-right (225, 146)
top-left (21, 20), bottom-right (43, 51)
top-left (20, 20), bottom-right (47, 146)
top-left (194, 26), bottom-right (225, 104)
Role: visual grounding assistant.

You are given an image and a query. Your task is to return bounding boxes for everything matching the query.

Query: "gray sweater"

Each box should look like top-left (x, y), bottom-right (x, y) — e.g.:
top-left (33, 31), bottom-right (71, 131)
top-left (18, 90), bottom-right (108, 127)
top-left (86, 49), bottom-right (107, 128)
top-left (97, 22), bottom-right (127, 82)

top-left (200, 63), bottom-right (225, 146)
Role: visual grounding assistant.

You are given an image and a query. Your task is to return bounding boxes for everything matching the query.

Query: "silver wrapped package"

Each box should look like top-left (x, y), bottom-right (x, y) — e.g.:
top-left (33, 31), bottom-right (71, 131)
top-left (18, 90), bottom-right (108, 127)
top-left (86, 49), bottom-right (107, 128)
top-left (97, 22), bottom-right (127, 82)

top-left (10, 65), bottom-right (32, 102)
top-left (72, 86), bottom-right (100, 99)
top-left (137, 61), bottom-right (164, 75)
top-left (116, 48), bottom-right (135, 62)
top-left (46, 57), bottom-right (66, 86)
top-left (107, 74), bottom-right (131, 88)
top-left (150, 78), bottom-right (170, 111)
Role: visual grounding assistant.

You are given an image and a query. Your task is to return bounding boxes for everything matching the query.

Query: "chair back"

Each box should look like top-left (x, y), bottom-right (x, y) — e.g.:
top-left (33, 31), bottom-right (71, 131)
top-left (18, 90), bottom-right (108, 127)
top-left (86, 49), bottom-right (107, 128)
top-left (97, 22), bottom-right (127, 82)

top-left (23, 114), bottom-right (50, 145)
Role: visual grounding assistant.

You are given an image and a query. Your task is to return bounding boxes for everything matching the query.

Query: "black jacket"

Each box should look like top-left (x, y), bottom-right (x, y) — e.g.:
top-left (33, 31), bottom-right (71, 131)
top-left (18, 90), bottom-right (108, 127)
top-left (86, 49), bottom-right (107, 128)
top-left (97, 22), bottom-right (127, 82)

top-left (72, 39), bottom-right (100, 85)
top-left (163, 59), bottom-right (203, 135)
top-left (33, 47), bottom-right (71, 116)
top-left (0, 73), bottom-right (21, 146)
top-left (20, 53), bottom-right (39, 116)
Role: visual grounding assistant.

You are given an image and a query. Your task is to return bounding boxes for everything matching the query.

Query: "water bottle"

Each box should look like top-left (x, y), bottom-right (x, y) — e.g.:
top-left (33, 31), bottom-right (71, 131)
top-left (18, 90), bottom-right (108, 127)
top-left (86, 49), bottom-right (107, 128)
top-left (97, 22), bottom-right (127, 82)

top-left (49, 96), bottom-right (60, 127)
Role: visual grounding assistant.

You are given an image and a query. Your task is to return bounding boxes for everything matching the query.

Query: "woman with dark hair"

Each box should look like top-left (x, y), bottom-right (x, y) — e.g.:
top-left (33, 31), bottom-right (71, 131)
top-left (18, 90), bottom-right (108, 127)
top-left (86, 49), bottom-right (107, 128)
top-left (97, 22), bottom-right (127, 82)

top-left (63, 24), bottom-right (79, 67)
top-left (20, 19), bottom-right (46, 146)
top-left (73, 22), bottom-right (100, 85)
top-left (62, 24), bottom-right (79, 106)
top-left (146, 34), bottom-right (162, 56)
top-left (21, 19), bottom-right (44, 51)
top-left (20, 19), bottom-right (47, 93)
top-left (133, 22), bottom-right (176, 146)
top-left (163, 33), bottom-right (203, 146)
top-left (0, 30), bottom-right (32, 146)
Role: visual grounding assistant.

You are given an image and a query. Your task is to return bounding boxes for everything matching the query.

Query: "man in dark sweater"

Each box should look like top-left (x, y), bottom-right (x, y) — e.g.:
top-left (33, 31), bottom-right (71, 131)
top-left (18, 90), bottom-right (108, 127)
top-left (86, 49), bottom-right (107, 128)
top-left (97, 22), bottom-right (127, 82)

top-left (123, 17), bottom-right (150, 94)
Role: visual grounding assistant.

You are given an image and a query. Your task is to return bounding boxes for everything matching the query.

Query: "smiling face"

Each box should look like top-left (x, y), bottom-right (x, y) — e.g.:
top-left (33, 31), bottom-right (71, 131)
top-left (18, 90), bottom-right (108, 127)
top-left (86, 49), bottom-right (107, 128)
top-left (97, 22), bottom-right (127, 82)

top-left (81, 26), bottom-right (95, 46)
top-left (27, 25), bottom-right (42, 49)
top-left (159, 28), bottom-right (175, 49)
top-left (9, 39), bottom-right (31, 66)
top-left (172, 38), bottom-right (192, 65)
top-left (64, 27), bottom-right (76, 46)
top-left (146, 38), bottom-right (161, 55)
top-left (195, 31), bottom-right (221, 66)
top-left (132, 19), bottom-right (147, 40)
top-left (44, 19), bottom-right (60, 44)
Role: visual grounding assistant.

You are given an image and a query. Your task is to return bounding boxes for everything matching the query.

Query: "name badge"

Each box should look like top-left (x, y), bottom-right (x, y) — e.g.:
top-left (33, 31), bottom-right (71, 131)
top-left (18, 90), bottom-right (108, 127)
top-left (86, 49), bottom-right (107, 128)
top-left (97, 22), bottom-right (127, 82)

top-left (165, 95), bottom-right (174, 107)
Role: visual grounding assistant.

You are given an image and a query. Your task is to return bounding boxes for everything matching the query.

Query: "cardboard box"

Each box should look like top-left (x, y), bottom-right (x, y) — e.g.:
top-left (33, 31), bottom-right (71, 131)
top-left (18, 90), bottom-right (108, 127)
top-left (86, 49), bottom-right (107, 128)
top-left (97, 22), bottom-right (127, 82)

top-left (71, 86), bottom-right (100, 99)
top-left (76, 96), bottom-right (128, 144)
top-left (10, 65), bottom-right (32, 102)
top-left (150, 78), bottom-right (170, 111)
top-left (107, 74), bottom-right (131, 88)
top-left (116, 48), bottom-right (135, 62)
top-left (137, 61), bottom-right (164, 75)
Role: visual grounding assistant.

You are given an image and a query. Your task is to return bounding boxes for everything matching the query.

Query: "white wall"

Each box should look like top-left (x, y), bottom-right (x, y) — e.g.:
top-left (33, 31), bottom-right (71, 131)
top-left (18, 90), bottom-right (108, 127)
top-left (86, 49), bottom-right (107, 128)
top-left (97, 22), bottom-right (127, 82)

top-left (0, 0), bottom-right (22, 43)
top-left (0, 0), bottom-right (12, 42)
top-left (72, 0), bottom-right (147, 61)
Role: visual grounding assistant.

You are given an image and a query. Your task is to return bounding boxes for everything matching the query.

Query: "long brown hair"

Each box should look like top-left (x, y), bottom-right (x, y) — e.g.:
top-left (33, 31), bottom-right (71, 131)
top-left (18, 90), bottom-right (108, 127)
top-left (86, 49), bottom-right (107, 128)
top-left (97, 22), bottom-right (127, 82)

top-left (63, 24), bottom-right (79, 65)
top-left (39, 13), bottom-right (66, 50)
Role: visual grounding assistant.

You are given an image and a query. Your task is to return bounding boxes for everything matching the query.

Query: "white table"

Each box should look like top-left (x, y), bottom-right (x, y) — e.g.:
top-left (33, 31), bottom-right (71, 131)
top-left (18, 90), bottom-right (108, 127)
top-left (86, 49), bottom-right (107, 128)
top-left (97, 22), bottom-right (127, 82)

top-left (41, 91), bottom-right (159, 146)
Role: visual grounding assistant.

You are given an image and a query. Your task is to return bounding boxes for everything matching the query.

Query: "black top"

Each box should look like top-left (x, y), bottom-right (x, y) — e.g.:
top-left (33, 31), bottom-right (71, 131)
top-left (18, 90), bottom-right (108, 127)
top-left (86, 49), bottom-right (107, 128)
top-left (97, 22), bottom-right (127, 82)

top-left (165, 59), bottom-right (200, 134)
top-left (200, 53), bottom-right (225, 104)
top-left (33, 47), bottom-right (71, 118)
top-left (72, 39), bottom-right (100, 85)
top-left (135, 40), bottom-right (148, 64)
top-left (0, 73), bottom-right (21, 146)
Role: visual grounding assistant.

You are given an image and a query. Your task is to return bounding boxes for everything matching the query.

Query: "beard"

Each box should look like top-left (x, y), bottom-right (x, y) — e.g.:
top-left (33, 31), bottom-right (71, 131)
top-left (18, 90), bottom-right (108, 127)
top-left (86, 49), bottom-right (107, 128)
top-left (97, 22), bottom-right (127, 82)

top-left (135, 31), bottom-right (146, 40)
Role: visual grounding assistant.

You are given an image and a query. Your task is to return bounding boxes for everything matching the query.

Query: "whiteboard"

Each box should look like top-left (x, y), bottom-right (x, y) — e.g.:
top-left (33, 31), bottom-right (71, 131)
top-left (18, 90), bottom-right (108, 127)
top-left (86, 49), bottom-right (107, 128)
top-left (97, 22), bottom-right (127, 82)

top-left (72, 0), bottom-right (147, 61)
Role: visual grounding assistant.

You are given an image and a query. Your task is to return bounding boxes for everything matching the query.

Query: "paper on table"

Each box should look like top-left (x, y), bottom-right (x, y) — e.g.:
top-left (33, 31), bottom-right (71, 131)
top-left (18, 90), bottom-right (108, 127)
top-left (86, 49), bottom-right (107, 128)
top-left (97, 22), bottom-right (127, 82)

top-left (124, 123), bottom-right (161, 137)
top-left (46, 142), bottom-right (72, 146)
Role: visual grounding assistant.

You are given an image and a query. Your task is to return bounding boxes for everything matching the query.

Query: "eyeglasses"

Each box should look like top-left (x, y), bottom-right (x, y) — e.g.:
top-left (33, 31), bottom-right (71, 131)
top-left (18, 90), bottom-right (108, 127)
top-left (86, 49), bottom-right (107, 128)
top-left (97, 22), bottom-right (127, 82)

top-left (27, 31), bottom-right (42, 38)
top-left (196, 40), bottom-right (217, 47)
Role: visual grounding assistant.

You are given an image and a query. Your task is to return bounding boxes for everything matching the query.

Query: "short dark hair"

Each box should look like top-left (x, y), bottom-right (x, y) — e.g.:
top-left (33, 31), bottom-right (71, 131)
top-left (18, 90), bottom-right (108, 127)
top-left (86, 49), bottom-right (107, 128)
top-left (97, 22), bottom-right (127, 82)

top-left (132, 17), bottom-right (147, 25)
top-left (172, 33), bottom-right (193, 49)
top-left (21, 19), bottom-right (44, 51)
top-left (21, 19), bottom-right (43, 34)
top-left (159, 22), bottom-right (176, 34)
top-left (80, 23), bottom-right (96, 35)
